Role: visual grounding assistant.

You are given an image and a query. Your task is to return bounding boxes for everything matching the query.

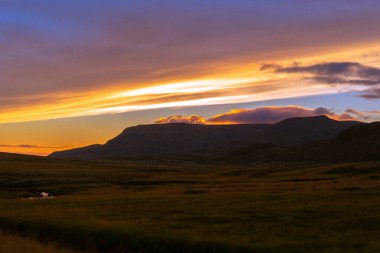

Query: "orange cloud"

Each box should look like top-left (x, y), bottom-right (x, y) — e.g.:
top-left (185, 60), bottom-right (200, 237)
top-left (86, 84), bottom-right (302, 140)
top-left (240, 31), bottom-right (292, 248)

top-left (343, 108), bottom-right (380, 121)
top-left (155, 106), bottom-right (360, 125)
top-left (207, 106), bottom-right (352, 124)
top-left (154, 115), bottom-right (206, 124)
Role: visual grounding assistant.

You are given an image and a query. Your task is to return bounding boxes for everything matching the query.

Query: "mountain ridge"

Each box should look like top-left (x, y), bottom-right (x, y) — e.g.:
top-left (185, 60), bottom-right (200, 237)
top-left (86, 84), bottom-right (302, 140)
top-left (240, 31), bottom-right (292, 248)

top-left (49, 116), bottom-right (360, 160)
top-left (224, 121), bottom-right (380, 163)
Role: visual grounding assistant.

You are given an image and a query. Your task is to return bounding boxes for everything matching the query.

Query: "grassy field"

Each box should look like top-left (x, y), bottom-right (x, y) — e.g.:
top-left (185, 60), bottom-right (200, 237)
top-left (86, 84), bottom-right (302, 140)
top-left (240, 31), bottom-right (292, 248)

top-left (0, 156), bottom-right (379, 252)
top-left (0, 233), bottom-right (83, 253)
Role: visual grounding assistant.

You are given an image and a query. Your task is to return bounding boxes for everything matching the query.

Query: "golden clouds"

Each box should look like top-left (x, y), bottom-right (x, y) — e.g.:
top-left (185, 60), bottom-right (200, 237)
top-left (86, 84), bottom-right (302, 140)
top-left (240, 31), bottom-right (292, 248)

top-left (0, 43), bottom-right (379, 125)
top-left (154, 105), bottom-right (360, 125)
top-left (155, 115), bottom-right (206, 124)
top-left (0, 74), bottom-right (338, 124)
top-left (0, 78), bottom-right (251, 122)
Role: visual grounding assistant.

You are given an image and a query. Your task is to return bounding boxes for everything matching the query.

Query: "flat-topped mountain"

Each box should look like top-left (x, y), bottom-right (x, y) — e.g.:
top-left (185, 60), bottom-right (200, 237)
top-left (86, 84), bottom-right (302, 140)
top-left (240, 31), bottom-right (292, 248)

top-left (49, 116), bottom-right (359, 160)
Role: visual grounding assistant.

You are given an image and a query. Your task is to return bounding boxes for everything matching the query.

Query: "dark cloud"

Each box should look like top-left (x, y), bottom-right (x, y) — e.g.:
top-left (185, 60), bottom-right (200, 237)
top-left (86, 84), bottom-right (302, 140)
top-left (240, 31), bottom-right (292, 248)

top-left (337, 113), bottom-right (356, 120)
top-left (313, 107), bottom-right (334, 115)
top-left (260, 63), bottom-right (282, 71)
top-left (345, 108), bottom-right (364, 115)
top-left (271, 62), bottom-right (380, 84)
top-left (360, 88), bottom-right (380, 99)
top-left (263, 62), bottom-right (380, 99)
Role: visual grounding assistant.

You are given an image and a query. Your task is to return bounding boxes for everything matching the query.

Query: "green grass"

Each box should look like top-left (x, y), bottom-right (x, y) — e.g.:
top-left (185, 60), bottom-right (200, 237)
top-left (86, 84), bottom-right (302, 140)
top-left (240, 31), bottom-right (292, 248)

top-left (0, 157), bottom-right (379, 252)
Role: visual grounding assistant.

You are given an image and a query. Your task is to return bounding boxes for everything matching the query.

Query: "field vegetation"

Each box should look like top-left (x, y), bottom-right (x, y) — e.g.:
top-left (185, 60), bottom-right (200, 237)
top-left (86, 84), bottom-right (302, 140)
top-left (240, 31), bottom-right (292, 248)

top-left (0, 155), bottom-right (379, 252)
top-left (0, 232), bottom-right (83, 253)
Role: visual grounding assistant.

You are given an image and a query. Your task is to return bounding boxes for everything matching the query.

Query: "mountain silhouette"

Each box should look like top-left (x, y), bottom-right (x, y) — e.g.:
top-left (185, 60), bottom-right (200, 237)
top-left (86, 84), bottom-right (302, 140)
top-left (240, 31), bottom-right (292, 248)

top-left (224, 121), bottom-right (380, 163)
top-left (49, 116), bottom-right (359, 160)
top-left (317, 121), bottom-right (380, 162)
top-left (0, 152), bottom-right (44, 160)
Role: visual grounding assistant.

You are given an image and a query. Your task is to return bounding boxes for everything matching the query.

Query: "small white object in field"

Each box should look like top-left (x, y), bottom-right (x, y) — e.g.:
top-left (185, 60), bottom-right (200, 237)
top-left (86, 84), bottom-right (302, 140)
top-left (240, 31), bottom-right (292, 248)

top-left (26, 192), bottom-right (54, 200)
top-left (40, 192), bottom-right (50, 198)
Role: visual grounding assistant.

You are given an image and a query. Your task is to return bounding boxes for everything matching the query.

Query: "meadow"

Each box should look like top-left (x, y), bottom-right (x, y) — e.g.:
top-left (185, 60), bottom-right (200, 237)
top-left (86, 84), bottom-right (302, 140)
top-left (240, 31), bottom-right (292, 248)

top-left (0, 155), bottom-right (379, 253)
top-left (0, 233), bottom-right (83, 253)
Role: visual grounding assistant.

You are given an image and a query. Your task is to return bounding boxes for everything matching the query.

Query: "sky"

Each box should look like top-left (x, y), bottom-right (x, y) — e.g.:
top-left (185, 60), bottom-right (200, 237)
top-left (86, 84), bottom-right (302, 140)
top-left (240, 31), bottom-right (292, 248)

top-left (1, 0), bottom-right (380, 155)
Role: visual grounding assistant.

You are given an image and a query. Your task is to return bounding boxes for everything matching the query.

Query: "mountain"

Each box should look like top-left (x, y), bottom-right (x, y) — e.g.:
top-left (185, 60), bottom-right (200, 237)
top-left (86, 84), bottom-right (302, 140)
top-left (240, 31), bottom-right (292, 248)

top-left (0, 152), bottom-right (44, 161)
top-left (317, 122), bottom-right (380, 162)
top-left (49, 116), bottom-right (359, 160)
top-left (224, 121), bottom-right (380, 163)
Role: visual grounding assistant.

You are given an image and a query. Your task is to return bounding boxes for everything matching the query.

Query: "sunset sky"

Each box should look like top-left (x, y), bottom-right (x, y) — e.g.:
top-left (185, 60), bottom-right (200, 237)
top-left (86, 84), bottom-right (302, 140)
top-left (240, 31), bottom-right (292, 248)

top-left (1, 0), bottom-right (380, 155)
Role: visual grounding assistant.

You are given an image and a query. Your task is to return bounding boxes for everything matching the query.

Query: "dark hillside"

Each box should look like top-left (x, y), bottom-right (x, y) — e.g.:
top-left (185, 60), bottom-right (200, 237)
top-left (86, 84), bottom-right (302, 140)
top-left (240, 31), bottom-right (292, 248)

top-left (50, 116), bottom-right (359, 160)
top-left (225, 122), bottom-right (380, 163)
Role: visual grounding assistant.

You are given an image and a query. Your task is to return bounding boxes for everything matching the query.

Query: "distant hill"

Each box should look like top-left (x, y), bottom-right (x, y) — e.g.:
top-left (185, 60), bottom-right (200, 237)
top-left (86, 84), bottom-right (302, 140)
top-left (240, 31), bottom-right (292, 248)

top-left (319, 122), bottom-right (380, 162)
top-left (224, 121), bottom-right (380, 163)
top-left (0, 152), bottom-right (44, 161)
top-left (49, 116), bottom-right (359, 160)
